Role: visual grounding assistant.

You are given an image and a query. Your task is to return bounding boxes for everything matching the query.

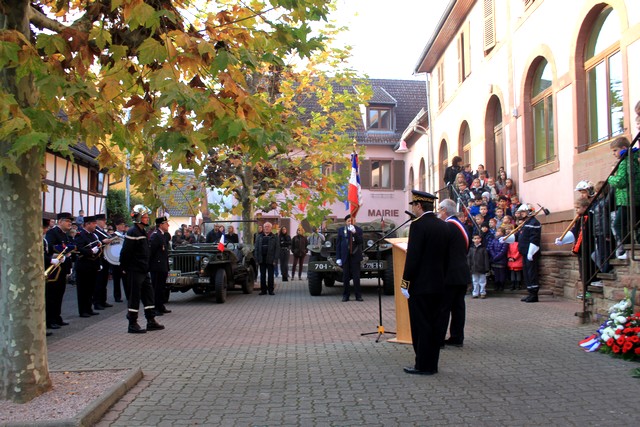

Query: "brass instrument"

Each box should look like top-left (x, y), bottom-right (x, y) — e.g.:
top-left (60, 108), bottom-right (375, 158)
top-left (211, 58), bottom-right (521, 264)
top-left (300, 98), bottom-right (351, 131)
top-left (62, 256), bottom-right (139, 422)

top-left (44, 245), bottom-right (74, 281)
top-left (503, 205), bottom-right (550, 240)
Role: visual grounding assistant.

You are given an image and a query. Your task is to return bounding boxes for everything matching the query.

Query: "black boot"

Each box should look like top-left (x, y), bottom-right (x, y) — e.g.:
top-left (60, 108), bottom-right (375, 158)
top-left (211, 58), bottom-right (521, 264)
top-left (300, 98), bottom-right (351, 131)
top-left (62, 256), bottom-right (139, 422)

top-left (147, 318), bottom-right (165, 331)
top-left (127, 312), bottom-right (146, 334)
top-left (522, 289), bottom-right (539, 303)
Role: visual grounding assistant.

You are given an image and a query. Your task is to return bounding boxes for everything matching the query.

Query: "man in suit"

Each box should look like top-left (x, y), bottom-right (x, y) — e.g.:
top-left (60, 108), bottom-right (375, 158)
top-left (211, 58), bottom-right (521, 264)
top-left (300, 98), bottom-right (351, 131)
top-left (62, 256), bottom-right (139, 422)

top-left (45, 212), bottom-right (74, 329)
top-left (336, 214), bottom-right (364, 302)
top-left (437, 198), bottom-right (472, 348)
top-left (254, 222), bottom-right (279, 295)
top-left (401, 190), bottom-right (450, 375)
top-left (149, 216), bottom-right (172, 316)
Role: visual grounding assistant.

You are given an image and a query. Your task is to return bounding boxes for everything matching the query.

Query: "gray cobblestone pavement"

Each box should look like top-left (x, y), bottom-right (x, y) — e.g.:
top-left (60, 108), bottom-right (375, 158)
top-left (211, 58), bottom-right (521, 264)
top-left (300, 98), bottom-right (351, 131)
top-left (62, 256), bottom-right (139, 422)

top-left (48, 278), bottom-right (640, 426)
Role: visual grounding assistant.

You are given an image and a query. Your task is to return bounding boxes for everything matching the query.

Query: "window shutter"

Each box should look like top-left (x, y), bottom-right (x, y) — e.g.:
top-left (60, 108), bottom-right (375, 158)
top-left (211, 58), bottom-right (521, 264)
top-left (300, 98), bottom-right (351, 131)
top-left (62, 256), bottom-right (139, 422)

top-left (483, 0), bottom-right (496, 52)
top-left (464, 21), bottom-right (471, 78)
top-left (457, 34), bottom-right (463, 84)
top-left (393, 160), bottom-right (405, 190)
top-left (359, 159), bottom-right (371, 189)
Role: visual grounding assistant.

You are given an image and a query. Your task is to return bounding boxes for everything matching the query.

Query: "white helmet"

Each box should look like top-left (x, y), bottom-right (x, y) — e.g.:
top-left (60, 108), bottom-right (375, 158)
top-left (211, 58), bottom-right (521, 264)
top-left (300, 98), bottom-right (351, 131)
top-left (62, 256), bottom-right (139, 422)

top-left (575, 180), bottom-right (595, 195)
top-left (517, 203), bottom-right (534, 215)
top-left (131, 204), bottom-right (151, 223)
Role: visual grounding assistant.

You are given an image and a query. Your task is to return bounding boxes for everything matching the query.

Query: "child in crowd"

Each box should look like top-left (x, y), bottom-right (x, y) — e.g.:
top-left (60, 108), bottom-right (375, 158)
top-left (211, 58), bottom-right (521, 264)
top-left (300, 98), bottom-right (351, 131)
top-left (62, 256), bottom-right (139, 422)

top-left (463, 164), bottom-right (474, 186)
top-left (457, 181), bottom-right (473, 208)
top-left (486, 177), bottom-right (498, 201)
top-left (507, 231), bottom-right (523, 290)
top-left (502, 215), bottom-right (514, 229)
top-left (607, 136), bottom-right (640, 259)
top-left (481, 192), bottom-right (496, 218)
top-left (488, 217), bottom-right (498, 237)
top-left (500, 178), bottom-right (517, 198)
top-left (495, 169), bottom-right (508, 194)
top-left (494, 207), bottom-right (505, 228)
top-left (488, 227), bottom-right (509, 292)
top-left (470, 178), bottom-right (486, 199)
top-left (510, 194), bottom-right (522, 213)
top-left (469, 195), bottom-right (484, 217)
top-left (497, 195), bottom-right (512, 216)
top-left (468, 234), bottom-right (490, 298)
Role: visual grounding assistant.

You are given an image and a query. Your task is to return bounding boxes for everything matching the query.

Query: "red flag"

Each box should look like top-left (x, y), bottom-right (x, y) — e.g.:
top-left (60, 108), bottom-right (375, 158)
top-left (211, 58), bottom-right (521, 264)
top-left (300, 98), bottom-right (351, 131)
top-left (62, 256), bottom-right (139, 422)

top-left (348, 153), bottom-right (362, 220)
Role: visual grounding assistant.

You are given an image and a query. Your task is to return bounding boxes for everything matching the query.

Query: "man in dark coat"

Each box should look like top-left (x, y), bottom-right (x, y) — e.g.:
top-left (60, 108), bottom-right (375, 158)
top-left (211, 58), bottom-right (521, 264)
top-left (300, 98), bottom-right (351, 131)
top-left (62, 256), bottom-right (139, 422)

top-left (336, 214), bottom-right (364, 302)
top-left (119, 205), bottom-right (164, 333)
top-left (93, 213), bottom-right (115, 310)
top-left (401, 190), bottom-right (450, 375)
top-left (45, 212), bottom-right (74, 329)
top-left (149, 216), bottom-right (172, 316)
top-left (73, 216), bottom-right (102, 317)
top-left (437, 198), bottom-right (471, 348)
top-left (512, 204), bottom-right (541, 303)
top-left (254, 221), bottom-right (279, 295)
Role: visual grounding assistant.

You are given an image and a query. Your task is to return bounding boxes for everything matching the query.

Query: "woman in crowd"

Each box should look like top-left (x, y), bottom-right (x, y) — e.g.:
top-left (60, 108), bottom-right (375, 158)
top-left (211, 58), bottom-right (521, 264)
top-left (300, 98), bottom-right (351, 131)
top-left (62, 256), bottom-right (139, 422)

top-left (278, 226), bottom-right (292, 281)
top-left (225, 225), bottom-right (239, 243)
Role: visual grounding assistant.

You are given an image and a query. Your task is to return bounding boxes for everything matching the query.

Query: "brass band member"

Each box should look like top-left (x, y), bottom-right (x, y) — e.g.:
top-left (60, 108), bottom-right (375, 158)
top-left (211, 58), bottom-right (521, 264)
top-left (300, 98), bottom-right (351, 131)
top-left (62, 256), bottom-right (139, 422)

top-left (93, 213), bottom-right (115, 310)
top-left (45, 212), bottom-right (74, 329)
top-left (73, 216), bottom-right (102, 317)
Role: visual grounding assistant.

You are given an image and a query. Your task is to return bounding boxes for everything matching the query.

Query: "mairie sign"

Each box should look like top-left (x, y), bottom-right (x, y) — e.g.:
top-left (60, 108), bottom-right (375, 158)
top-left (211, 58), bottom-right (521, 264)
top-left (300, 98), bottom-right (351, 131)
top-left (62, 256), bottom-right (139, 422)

top-left (367, 209), bottom-right (400, 217)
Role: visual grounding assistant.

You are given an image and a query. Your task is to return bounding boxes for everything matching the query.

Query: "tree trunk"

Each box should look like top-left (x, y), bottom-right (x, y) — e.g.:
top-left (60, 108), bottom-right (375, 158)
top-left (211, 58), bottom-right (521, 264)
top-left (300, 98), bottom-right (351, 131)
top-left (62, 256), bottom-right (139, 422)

top-left (0, 0), bottom-right (52, 403)
top-left (0, 148), bottom-right (52, 402)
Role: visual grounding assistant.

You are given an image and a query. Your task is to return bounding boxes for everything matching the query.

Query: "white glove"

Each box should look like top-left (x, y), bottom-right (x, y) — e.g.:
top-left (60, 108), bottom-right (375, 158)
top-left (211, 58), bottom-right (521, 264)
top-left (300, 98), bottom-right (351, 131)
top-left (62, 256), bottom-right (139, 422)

top-left (59, 255), bottom-right (66, 263)
top-left (50, 258), bottom-right (60, 266)
top-left (555, 232), bottom-right (575, 246)
top-left (401, 288), bottom-right (410, 299)
top-left (336, 259), bottom-right (342, 266)
top-left (500, 234), bottom-right (515, 244)
top-left (91, 246), bottom-right (99, 254)
top-left (527, 243), bottom-right (539, 261)
top-left (348, 225), bottom-right (355, 233)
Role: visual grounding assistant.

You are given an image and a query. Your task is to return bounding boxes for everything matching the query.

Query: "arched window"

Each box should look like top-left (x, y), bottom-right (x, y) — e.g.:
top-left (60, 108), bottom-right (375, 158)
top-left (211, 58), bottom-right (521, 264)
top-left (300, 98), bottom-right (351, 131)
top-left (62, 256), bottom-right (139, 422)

top-left (408, 167), bottom-right (415, 191)
top-left (419, 159), bottom-right (426, 191)
top-left (460, 121), bottom-right (471, 165)
top-left (585, 7), bottom-right (623, 146)
top-left (531, 58), bottom-right (554, 167)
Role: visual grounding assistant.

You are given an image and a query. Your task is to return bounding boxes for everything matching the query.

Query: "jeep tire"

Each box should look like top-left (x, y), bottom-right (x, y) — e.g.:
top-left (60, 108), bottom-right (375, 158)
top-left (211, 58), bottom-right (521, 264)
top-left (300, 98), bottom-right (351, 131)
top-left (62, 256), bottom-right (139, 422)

top-left (308, 270), bottom-right (323, 296)
top-left (214, 268), bottom-right (228, 303)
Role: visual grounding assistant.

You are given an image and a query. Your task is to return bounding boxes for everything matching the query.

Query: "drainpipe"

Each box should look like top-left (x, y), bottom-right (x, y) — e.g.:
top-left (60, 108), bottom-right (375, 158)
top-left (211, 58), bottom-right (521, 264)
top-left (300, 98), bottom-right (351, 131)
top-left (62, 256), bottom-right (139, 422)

top-left (425, 74), bottom-right (435, 193)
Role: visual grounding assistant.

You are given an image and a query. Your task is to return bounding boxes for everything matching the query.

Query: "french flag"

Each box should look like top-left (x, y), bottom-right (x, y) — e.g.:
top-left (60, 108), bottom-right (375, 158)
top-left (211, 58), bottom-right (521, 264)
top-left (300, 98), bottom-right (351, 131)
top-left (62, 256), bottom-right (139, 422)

top-left (217, 233), bottom-right (225, 251)
top-left (348, 153), bottom-right (362, 220)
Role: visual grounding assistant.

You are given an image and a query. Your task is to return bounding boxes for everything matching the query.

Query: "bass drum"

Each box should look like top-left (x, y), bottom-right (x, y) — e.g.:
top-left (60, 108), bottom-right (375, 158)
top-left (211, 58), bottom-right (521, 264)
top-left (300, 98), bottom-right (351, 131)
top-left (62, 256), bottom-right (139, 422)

top-left (104, 242), bottom-right (123, 265)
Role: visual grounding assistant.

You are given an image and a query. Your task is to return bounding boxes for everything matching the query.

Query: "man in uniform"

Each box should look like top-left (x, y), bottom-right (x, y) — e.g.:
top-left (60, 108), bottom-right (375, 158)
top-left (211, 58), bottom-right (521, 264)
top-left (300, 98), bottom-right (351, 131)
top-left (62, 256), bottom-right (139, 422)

top-left (400, 190), bottom-right (450, 375)
top-left (43, 218), bottom-right (55, 336)
top-left (119, 205), bottom-right (165, 333)
top-left (149, 216), bottom-right (172, 316)
top-left (112, 218), bottom-right (127, 302)
top-left (73, 215), bottom-right (102, 317)
top-left (93, 213), bottom-right (115, 310)
top-left (254, 222), bottom-right (279, 295)
top-left (437, 198), bottom-right (471, 348)
top-left (336, 214), bottom-right (364, 302)
top-left (45, 212), bottom-right (74, 329)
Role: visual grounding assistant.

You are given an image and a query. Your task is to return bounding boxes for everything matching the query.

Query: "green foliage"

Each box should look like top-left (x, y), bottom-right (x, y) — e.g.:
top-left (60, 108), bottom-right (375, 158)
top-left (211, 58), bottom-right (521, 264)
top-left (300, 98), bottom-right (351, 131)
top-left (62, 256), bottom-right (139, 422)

top-left (106, 189), bottom-right (129, 223)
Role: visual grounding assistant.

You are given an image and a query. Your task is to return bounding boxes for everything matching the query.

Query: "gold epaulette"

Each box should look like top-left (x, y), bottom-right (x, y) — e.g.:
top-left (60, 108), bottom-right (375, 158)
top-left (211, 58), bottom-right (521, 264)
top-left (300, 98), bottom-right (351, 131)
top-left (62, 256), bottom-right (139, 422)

top-left (401, 279), bottom-right (410, 290)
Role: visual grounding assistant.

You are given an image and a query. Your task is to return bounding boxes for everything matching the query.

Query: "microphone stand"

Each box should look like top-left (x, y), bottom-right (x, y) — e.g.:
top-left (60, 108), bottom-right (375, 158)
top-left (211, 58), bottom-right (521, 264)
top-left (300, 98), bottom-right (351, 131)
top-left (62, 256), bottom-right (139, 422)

top-left (361, 212), bottom-right (415, 342)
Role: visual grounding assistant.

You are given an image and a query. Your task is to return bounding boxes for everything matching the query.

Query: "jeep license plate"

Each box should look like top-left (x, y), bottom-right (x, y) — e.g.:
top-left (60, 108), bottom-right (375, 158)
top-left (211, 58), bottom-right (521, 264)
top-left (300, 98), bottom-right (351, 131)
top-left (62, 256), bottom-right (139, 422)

top-left (363, 261), bottom-right (385, 270)
top-left (198, 277), bottom-right (209, 283)
top-left (166, 276), bottom-right (176, 283)
top-left (309, 262), bottom-right (333, 271)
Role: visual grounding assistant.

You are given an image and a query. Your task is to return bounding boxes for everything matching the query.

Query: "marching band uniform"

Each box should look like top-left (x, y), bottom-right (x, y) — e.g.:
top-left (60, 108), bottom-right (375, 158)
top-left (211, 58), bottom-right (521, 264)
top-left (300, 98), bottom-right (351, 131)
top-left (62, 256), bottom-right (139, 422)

top-left (149, 217), bottom-right (171, 316)
top-left (73, 216), bottom-right (102, 317)
top-left (516, 206), bottom-right (542, 303)
top-left (45, 212), bottom-right (74, 328)
top-left (93, 214), bottom-right (114, 310)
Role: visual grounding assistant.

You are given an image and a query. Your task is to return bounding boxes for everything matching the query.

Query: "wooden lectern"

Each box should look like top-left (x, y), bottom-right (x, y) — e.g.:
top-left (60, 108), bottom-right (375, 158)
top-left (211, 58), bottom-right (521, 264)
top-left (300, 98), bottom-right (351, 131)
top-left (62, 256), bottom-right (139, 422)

top-left (385, 237), bottom-right (412, 344)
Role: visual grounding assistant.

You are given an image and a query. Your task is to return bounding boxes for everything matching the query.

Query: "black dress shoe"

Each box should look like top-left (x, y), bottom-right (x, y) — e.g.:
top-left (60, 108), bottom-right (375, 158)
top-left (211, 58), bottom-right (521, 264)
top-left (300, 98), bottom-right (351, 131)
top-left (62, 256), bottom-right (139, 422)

top-left (403, 366), bottom-right (437, 375)
top-left (102, 302), bottom-right (114, 308)
top-left (47, 323), bottom-right (61, 330)
top-left (259, 291), bottom-right (267, 295)
top-left (444, 339), bottom-right (463, 348)
top-left (342, 296), bottom-right (349, 302)
top-left (160, 308), bottom-right (172, 314)
top-left (89, 311), bottom-right (100, 316)
top-left (59, 321), bottom-right (70, 326)
top-left (46, 331), bottom-right (53, 337)
top-left (356, 297), bottom-right (364, 302)
top-left (268, 291), bottom-right (275, 295)
top-left (93, 304), bottom-right (105, 310)
top-left (80, 313), bottom-right (91, 318)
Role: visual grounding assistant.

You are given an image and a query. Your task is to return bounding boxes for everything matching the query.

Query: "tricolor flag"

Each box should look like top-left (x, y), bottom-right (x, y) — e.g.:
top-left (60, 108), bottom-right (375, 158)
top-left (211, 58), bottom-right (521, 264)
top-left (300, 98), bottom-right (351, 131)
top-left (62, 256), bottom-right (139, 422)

top-left (348, 153), bottom-right (363, 220)
top-left (217, 233), bottom-right (225, 251)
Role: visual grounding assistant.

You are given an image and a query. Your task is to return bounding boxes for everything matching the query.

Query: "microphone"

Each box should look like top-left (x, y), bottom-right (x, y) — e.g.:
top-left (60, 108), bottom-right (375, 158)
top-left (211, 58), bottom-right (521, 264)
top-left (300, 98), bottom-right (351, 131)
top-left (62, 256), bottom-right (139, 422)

top-left (405, 210), bottom-right (416, 219)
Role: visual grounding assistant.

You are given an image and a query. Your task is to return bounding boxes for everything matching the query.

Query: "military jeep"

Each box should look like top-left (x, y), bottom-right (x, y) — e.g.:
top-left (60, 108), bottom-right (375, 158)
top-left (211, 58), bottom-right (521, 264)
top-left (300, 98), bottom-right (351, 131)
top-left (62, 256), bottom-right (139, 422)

top-left (307, 219), bottom-right (396, 296)
top-left (165, 240), bottom-right (257, 304)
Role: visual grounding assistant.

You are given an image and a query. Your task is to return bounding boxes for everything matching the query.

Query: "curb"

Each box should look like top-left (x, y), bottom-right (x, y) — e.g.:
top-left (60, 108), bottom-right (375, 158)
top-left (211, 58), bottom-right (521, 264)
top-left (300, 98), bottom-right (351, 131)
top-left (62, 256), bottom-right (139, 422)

top-left (4, 367), bottom-right (143, 427)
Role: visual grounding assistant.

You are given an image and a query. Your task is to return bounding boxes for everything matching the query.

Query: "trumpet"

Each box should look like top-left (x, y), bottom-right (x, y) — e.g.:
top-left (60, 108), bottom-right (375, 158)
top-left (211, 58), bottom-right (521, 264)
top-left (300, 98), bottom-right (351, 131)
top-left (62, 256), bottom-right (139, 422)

top-left (44, 244), bottom-right (74, 280)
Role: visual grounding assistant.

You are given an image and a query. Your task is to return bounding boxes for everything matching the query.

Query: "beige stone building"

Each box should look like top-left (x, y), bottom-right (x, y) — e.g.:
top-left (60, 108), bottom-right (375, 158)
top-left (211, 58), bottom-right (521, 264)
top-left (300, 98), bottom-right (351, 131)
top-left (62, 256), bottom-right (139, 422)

top-left (405, 0), bottom-right (640, 313)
